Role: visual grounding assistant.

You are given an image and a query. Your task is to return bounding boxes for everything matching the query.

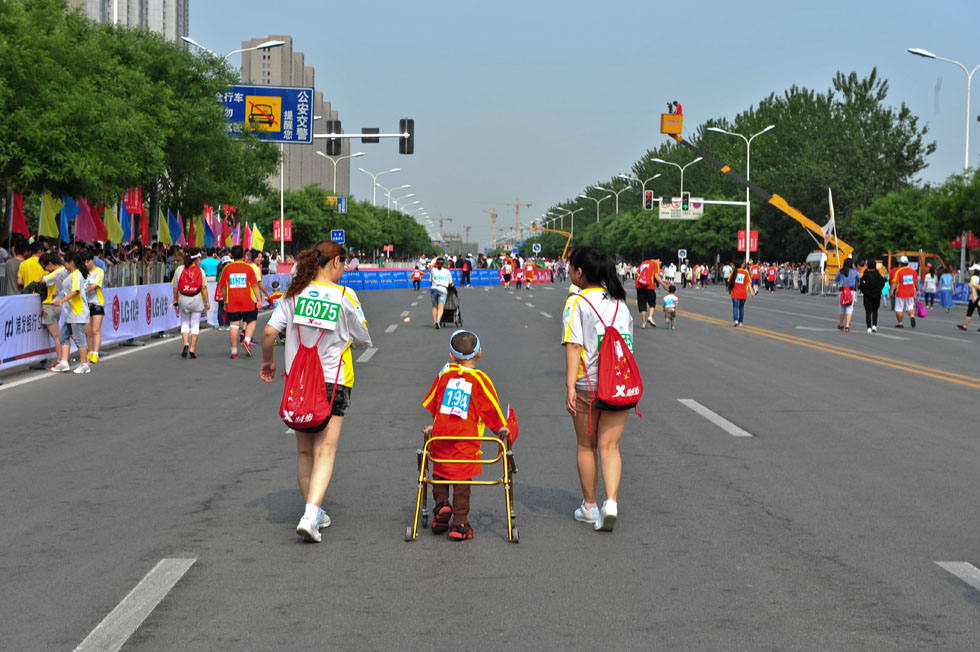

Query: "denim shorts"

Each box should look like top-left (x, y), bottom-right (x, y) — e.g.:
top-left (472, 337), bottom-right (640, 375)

top-left (59, 322), bottom-right (87, 347)
top-left (430, 286), bottom-right (448, 305)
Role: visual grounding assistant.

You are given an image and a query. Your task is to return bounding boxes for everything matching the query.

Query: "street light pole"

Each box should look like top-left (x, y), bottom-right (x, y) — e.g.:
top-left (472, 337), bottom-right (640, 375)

top-left (357, 167), bottom-right (401, 206)
top-left (578, 193), bottom-right (611, 222)
top-left (908, 47), bottom-right (980, 279)
top-left (181, 37), bottom-right (286, 61)
top-left (651, 156), bottom-right (703, 196)
top-left (316, 151), bottom-right (364, 193)
top-left (596, 184), bottom-right (633, 215)
top-left (619, 173), bottom-right (661, 196)
top-left (706, 125), bottom-right (775, 263)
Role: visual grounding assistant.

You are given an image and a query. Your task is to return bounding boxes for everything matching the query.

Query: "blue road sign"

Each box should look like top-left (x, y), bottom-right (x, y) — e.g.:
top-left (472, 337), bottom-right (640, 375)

top-left (532, 243), bottom-right (542, 253)
top-left (678, 248), bottom-right (687, 260)
top-left (337, 196), bottom-right (347, 214)
top-left (219, 85), bottom-right (315, 144)
top-left (511, 247), bottom-right (519, 256)
top-left (331, 229), bottom-right (346, 244)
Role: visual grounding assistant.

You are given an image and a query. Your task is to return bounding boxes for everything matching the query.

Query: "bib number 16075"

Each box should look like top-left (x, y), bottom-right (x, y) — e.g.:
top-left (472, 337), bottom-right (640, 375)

top-left (295, 296), bottom-right (341, 330)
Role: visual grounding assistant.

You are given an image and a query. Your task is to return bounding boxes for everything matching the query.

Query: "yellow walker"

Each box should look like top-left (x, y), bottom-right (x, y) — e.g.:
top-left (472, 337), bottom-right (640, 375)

top-left (405, 429), bottom-right (519, 543)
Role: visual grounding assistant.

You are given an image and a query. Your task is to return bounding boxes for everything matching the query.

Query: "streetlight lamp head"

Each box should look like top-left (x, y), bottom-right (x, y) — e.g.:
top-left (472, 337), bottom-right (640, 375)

top-left (692, 156), bottom-right (703, 164)
top-left (315, 151), bottom-right (328, 159)
top-left (357, 167), bottom-right (368, 173)
top-left (577, 194), bottom-right (589, 200)
top-left (596, 186), bottom-right (611, 192)
top-left (908, 47), bottom-right (937, 59)
top-left (760, 124), bottom-right (776, 134)
top-left (256, 40), bottom-right (287, 50)
top-left (651, 158), bottom-right (666, 164)
top-left (388, 168), bottom-right (402, 173)
top-left (181, 36), bottom-right (203, 48)
top-left (352, 152), bottom-right (365, 158)
top-left (617, 174), bottom-right (634, 180)
top-left (706, 127), bottom-right (728, 134)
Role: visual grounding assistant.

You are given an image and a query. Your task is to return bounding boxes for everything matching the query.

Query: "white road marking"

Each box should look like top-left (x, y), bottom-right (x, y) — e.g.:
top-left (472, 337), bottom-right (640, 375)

top-left (357, 347), bottom-right (378, 363)
top-left (794, 325), bottom-right (907, 341)
top-left (526, 303), bottom-right (535, 308)
top-left (410, 302), bottom-right (418, 307)
top-left (936, 561), bottom-right (980, 593)
top-left (528, 294), bottom-right (534, 298)
top-left (540, 312), bottom-right (552, 319)
top-left (385, 324), bottom-right (398, 333)
top-left (911, 331), bottom-right (969, 343)
top-left (678, 399), bottom-right (754, 438)
top-left (400, 310), bottom-right (411, 317)
top-left (74, 558), bottom-right (195, 652)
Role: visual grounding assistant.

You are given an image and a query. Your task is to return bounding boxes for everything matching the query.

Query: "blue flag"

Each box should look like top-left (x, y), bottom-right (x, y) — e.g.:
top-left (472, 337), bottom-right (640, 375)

top-left (59, 196), bottom-right (80, 243)
top-left (167, 209), bottom-right (184, 246)
top-left (203, 217), bottom-right (215, 248)
top-left (120, 202), bottom-right (133, 242)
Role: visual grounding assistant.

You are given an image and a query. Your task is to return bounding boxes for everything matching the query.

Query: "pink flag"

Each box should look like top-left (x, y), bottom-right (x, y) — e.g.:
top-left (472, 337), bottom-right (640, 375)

top-left (176, 211), bottom-right (187, 246)
top-left (74, 198), bottom-right (97, 242)
top-left (243, 223), bottom-right (252, 250)
top-left (232, 223), bottom-right (241, 246)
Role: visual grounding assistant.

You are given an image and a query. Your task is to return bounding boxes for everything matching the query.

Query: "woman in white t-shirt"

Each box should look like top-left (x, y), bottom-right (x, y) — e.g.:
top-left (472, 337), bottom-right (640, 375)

top-left (260, 240), bottom-right (372, 543)
top-left (429, 256), bottom-right (453, 329)
top-left (561, 246), bottom-right (633, 533)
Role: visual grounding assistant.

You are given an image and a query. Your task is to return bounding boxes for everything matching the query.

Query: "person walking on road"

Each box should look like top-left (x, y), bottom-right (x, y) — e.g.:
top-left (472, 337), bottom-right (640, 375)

top-left (562, 246), bottom-right (633, 532)
top-left (728, 262), bottom-right (756, 327)
top-left (956, 264), bottom-right (980, 331)
top-left (429, 257), bottom-right (453, 329)
top-left (923, 269), bottom-right (938, 308)
top-left (217, 245), bottom-right (264, 358)
top-left (634, 257), bottom-right (664, 329)
top-left (260, 240), bottom-right (372, 543)
top-left (859, 260), bottom-right (884, 333)
top-left (172, 249), bottom-right (210, 359)
top-left (939, 266), bottom-right (955, 313)
top-left (835, 259), bottom-right (860, 333)
top-left (890, 255), bottom-right (919, 328)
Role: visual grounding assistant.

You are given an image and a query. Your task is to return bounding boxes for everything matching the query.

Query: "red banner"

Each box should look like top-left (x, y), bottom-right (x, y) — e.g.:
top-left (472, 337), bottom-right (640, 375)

top-left (950, 231), bottom-right (979, 248)
top-left (273, 219), bottom-right (292, 242)
top-left (737, 229), bottom-right (759, 252)
top-left (123, 187), bottom-right (143, 216)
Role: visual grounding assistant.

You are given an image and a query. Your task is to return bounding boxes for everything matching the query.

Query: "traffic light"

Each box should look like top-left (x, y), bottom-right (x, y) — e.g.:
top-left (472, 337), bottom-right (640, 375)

top-left (643, 191), bottom-right (654, 210)
top-left (399, 118), bottom-right (415, 154)
top-left (325, 120), bottom-right (342, 156)
top-left (681, 191), bottom-right (690, 211)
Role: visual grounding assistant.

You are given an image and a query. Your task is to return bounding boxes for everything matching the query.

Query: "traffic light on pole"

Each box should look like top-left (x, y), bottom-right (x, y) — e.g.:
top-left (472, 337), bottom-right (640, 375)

top-left (681, 191), bottom-right (690, 211)
top-left (399, 118), bottom-right (415, 154)
top-left (325, 120), bottom-right (342, 155)
top-left (643, 191), bottom-right (654, 210)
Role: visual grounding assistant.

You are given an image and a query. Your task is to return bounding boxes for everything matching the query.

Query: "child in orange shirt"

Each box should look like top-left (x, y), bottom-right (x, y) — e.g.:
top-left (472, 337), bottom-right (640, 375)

top-left (411, 266), bottom-right (424, 291)
top-left (421, 330), bottom-right (509, 541)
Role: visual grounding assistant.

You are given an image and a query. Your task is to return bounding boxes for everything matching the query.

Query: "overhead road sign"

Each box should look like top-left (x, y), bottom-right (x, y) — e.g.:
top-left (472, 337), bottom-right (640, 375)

top-left (219, 85), bottom-right (314, 144)
top-left (331, 229), bottom-right (345, 244)
top-left (659, 197), bottom-right (704, 220)
top-left (337, 196), bottom-right (348, 214)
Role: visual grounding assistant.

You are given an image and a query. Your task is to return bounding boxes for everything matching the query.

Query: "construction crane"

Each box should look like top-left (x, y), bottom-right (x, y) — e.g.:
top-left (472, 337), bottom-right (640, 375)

top-left (481, 209), bottom-right (498, 249)
top-left (438, 215), bottom-right (453, 241)
top-left (463, 225), bottom-right (472, 244)
top-left (475, 198), bottom-right (532, 243)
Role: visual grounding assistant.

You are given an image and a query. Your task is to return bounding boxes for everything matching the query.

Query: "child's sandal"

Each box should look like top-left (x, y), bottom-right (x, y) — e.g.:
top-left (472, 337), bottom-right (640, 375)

top-left (431, 502), bottom-right (453, 534)
top-left (448, 522), bottom-right (474, 541)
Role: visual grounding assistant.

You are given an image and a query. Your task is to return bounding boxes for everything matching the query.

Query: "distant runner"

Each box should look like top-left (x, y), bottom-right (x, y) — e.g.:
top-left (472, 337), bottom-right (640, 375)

top-left (889, 255), bottom-right (918, 328)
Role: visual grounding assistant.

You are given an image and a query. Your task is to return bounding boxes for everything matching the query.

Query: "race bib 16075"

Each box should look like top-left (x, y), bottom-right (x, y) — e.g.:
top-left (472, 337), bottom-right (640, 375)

top-left (294, 286), bottom-right (343, 330)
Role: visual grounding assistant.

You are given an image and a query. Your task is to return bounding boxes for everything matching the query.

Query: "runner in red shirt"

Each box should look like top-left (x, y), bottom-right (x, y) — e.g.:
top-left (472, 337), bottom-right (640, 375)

top-left (634, 258), bottom-right (664, 328)
top-left (217, 245), bottom-right (264, 357)
top-left (749, 262), bottom-right (762, 290)
top-left (411, 266), bottom-right (424, 291)
top-left (421, 330), bottom-right (510, 541)
top-left (523, 260), bottom-right (535, 290)
top-left (765, 264), bottom-right (777, 293)
top-left (889, 255), bottom-right (919, 328)
top-left (728, 264), bottom-right (757, 327)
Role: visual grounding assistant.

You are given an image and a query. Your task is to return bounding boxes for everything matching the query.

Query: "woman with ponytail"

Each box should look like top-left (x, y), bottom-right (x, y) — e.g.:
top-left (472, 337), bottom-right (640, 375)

top-left (260, 241), bottom-right (372, 543)
top-left (560, 246), bottom-right (632, 532)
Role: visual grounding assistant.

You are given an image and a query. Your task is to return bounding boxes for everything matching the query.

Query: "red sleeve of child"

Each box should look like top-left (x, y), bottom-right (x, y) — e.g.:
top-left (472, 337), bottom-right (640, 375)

top-left (421, 372), bottom-right (444, 417)
top-left (471, 371), bottom-right (507, 432)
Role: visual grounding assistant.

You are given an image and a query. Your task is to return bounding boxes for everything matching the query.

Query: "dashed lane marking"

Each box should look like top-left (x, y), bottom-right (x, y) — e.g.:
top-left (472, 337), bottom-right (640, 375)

top-left (794, 325), bottom-right (908, 341)
top-left (678, 399), bottom-right (754, 438)
top-left (526, 303), bottom-right (535, 308)
top-left (74, 558), bottom-right (195, 652)
top-left (400, 310), bottom-right (411, 317)
top-left (540, 312), bottom-right (552, 319)
top-left (385, 324), bottom-right (398, 333)
top-left (935, 561), bottom-right (980, 594)
top-left (411, 302), bottom-right (418, 307)
top-left (357, 347), bottom-right (378, 363)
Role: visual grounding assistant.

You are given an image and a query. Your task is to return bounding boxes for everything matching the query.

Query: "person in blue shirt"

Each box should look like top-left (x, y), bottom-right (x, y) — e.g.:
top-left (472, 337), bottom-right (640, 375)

top-left (200, 252), bottom-right (219, 278)
top-left (939, 266), bottom-right (955, 313)
top-left (834, 258), bottom-right (860, 332)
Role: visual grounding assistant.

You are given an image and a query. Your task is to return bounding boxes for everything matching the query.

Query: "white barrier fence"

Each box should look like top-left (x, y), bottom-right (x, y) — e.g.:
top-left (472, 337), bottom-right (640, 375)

top-left (0, 274), bottom-right (292, 372)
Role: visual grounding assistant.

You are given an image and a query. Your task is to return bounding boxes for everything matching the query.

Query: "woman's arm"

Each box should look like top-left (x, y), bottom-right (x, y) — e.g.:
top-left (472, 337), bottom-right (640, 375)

top-left (565, 343), bottom-right (582, 416)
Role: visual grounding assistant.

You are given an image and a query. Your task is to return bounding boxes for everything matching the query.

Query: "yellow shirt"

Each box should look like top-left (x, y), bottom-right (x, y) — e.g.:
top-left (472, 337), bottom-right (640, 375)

top-left (17, 256), bottom-right (44, 287)
top-left (249, 262), bottom-right (263, 305)
top-left (41, 266), bottom-right (66, 304)
top-left (86, 267), bottom-right (105, 305)
top-left (64, 269), bottom-right (88, 317)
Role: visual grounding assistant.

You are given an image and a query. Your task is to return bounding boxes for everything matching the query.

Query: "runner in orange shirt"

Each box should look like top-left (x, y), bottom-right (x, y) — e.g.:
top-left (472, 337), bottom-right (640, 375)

top-left (634, 258), bottom-right (665, 328)
top-left (728, 263), bottom-right (757, 327)
top-left (749, 261), bottom-right (762, 291)
top-left (217, 245), bottom-right (264, 357)
top-left (889, 255), bottom-right (919, 328)
top-left (523, 259), bottom-right (536, 290)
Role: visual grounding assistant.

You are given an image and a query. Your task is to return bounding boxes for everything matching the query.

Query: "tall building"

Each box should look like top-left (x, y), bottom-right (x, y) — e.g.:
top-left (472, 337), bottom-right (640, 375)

top-left (67, 0), bottom-right (189, 42)
top-left (240, 35), bottom-right (350, 196)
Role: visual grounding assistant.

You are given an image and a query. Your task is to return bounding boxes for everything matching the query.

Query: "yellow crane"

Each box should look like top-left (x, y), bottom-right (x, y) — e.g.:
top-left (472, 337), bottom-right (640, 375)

top-left (475, 198), bottom-right (532, 244)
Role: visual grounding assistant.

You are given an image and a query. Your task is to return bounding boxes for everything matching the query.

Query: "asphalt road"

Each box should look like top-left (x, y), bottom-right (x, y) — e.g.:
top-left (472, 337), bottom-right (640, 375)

top-left (2, 281), bottom-right (979, 650)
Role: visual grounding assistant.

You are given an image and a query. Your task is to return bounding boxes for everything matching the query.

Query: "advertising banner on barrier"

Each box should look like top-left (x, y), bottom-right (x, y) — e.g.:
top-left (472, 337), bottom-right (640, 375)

top-left (0, 294), bottom-right (56, 370)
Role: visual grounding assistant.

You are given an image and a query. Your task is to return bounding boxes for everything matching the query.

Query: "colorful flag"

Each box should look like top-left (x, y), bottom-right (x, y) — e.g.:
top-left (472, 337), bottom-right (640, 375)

top-left (139, 208), bottom-right (150, 245)
top-left (194, 215), bottom-right (205, 247)
top-left (11, 193), bottom-right (30, 237)
top-left (59, 196), bottom-right (80, 243)
top-left (243, 223), bottom-right (252, 250)
top-left (39, 193), bottom-right (64, 238)
top-left (120, 202), bottom-right (133, 242)
top-left (223, 219), bottom-right (234, 247)
top-left (204, 216), bottom-right (215, 248)
top-left (104, 203), bottom-right (123, 243)
top-left (251, 223), bottom-right (265, 251)
top-left (159, 207), bottom-right (172, 245)
top-left (173, 211), bottom-right (187, 247)
top-left (231, 223), bottom-right (241, 246)
top-left (75, 199), bottom-right (108, 242)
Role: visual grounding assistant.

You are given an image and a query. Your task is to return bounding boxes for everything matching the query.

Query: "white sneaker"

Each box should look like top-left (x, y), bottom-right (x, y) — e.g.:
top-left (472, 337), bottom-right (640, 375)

top-left (73, 363), bottom-right (91, 374)
top-left (49, 361), bottom-right (70, 373)
top-left (316, 509), bottom-right (331, 530)
top-left (871, 326), bottom-right (877, 333)
top-left (867, 328), bottom-right (872, 333)
top-left (296, 515), bottom-right (321, 542)
top-left (574, 502), bottom-right (599, 523)
top-left (594, 499), bottom-right (618, 532)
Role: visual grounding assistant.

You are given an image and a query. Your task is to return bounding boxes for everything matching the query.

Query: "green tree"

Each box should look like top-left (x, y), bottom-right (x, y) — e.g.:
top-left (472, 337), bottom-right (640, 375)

top-left (848, 186), bottom-right (951, 259)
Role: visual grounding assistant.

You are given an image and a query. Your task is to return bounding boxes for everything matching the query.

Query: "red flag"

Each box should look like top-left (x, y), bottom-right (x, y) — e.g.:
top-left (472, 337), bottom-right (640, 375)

top-left (124, 187), bottom-right (143, 215)
top-left (91, 202), bottom-right (109, 241)
top-left (222, 218), bottom-right (233, 245)
top-left (223, 204), bottom-right (236, 219)
top-left (75, 199), bottom-right (97, 242)
top-left (187, 215), bottom-right (195, 248)
top-left (140, 210), bottom-right (150, 245)
top-left (11, 193), bottom-right (30, 237)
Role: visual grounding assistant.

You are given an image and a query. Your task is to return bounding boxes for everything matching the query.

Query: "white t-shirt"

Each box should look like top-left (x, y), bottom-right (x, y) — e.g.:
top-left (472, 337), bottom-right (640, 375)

top-left (664, 293), bottom-right (678, 311)
top-left (430, 268), bottom-right (452, 289)
top-left (562, 287), bottom-right (634, 391)
top-left (268, 282), bottom-right (372, 387)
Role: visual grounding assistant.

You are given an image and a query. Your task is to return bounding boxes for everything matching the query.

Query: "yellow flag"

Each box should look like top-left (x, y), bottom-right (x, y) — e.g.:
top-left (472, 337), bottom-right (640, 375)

top-left (159, 207), bottom-right (172, 245)
top-left (105, 203), bottom-right (123, 243)
top-left (251, 223), bottom-right (265, 251)
top-left (39, 192), bottom-right (63, 238)
top-left (194, 216), bottom-right (205, 247)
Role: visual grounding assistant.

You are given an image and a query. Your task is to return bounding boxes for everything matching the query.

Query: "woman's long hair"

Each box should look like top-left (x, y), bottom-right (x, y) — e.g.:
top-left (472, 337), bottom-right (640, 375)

top-left (841, 258), bottom-right (853, 274)
top-left (285, 240), bottom-right (346, 299)
top-left (568, 246), bottom-right (626, 301)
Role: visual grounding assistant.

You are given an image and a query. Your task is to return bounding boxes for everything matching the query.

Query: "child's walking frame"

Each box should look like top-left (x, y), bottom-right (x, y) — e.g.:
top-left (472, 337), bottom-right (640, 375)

top-left (405, 432), bottom-right (519, 543)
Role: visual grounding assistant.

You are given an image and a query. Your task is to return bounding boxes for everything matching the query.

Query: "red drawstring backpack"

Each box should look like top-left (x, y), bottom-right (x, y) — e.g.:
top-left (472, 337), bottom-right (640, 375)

top-left (279, 290), bottom-right (346, 430)
top-left (573, 293), bottom-right (644, 429)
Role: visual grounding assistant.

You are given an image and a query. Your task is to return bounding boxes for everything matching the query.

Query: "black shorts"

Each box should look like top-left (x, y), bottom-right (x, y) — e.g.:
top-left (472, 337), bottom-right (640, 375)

top-left (503, 274), bottom-right (512, 282)
top-left (636, 287), bottom-right (657, 312)
top-left (226, 309), bottom-right (258, 323)
top-left (88, 304), bottom-right (105, 316)
top-left (293, 385), bottom-right (352, 433)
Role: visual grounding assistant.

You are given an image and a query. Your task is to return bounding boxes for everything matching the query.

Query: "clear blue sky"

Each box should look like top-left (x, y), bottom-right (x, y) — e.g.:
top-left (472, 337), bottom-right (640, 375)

top-left (194, 0), bottom-right (980, 249)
